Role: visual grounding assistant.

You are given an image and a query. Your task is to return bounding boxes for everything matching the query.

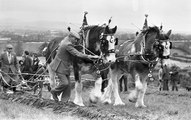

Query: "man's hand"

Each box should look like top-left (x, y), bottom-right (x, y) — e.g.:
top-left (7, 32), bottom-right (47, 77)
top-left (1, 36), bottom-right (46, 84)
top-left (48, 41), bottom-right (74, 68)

top-left (18, 69), bottom-right (21, 74)
top-left (88, 55), bottom-right (100, 59)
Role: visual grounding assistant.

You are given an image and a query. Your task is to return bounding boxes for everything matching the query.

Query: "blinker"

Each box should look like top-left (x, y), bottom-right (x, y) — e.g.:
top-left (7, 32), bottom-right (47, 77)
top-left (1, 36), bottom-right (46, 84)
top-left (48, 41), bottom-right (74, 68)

top-left (115, 38), bottom-right (118, 45)
top-left (148, 73), bottom-right (152, 77)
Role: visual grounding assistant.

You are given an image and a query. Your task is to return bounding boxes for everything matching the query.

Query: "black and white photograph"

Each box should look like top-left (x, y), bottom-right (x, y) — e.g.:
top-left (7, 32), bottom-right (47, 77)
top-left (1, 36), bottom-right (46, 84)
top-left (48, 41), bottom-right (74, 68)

top-left (0, 0), bottom-right (191, 120)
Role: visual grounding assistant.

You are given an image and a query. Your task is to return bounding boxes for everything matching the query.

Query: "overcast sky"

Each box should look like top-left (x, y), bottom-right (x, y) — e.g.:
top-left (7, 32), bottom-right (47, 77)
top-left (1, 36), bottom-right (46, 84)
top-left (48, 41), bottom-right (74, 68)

top-left (0, 0), bottom-right (191, 33)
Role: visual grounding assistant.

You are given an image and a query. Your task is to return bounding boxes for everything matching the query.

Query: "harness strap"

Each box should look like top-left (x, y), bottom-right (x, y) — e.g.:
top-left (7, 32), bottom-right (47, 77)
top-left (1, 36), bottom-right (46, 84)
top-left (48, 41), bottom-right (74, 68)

top-left (85, 30), bottom-right (90, 49)
top-left (81, 29), bottom-right (86, 54)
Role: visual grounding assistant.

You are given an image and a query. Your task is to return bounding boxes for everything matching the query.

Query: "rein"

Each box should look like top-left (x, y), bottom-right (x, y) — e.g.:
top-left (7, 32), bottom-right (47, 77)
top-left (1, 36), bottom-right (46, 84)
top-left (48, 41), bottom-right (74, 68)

top-left (116, 53), bottom-right (158, 63)
top-left (116, 53), bottom-right (158, 80)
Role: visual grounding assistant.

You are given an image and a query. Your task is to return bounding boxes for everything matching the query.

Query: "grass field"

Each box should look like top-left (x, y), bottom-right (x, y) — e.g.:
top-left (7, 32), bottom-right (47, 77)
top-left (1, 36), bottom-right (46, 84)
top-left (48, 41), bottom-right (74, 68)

top-left (38, 84), bottom-right (191, 120)
top-left (1, 85), bottom-right (191, 120)
top-left (0, 99), bottom-right (80, 120)
top-left (3, 57), bottom-right (190, 120)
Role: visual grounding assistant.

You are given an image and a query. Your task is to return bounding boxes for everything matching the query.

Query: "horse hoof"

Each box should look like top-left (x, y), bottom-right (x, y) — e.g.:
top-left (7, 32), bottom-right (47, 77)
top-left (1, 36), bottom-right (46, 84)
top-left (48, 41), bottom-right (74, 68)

top-left (135, 103), bottom-right (147, 108)
top-left (129, 98), bottom-right (137, 103)
top-left (89, 97), bottom-right (98, 104)
top-left (89, 94), bottom-right (99, 104)
top-left (77, 103), bottom-right (85, 106)
top-left (141, 104), bottom-right (147, 108)
top-left (104, 102), bottom-right (109, 105)
top-left (102, 99), bottom-right (111, 105)
top-left (73, 101), bottom-right (85, 106)
top-left (114, 102), bottom-right (125, 106)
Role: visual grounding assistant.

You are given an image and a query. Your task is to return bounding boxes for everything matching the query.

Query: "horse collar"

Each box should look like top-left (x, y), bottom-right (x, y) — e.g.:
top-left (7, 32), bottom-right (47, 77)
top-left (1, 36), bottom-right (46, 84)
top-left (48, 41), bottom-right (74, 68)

top-left (141, 54), bottom-right (159, 64)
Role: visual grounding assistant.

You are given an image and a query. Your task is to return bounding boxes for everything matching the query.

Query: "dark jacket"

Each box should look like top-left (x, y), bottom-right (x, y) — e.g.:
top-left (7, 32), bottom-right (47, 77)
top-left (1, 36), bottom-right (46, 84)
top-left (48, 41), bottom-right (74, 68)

top-left (0, 52), bottom-right (19, 74)
top-left (50, 38), bottom-right (89, 75)
top-left (22, 55), bottom-right (33, 73)
top-left (162, 66), bottom-right (170, 80)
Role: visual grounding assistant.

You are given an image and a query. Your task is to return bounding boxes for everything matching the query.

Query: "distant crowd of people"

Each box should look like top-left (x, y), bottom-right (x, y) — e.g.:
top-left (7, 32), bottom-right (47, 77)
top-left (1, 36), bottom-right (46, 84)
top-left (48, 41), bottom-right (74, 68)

top-left (19, 50), bottom-right (40, 80)
top-left (0, 44), bottom-right (41, 93)
top-left (158, 64), bottom-right (179, 91)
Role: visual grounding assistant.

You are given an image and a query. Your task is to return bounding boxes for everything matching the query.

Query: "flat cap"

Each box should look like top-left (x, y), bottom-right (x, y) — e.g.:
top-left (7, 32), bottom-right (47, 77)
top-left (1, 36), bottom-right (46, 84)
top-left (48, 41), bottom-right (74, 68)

top-left (6, 44), bottom-right (13, 49)
top-left (68, 30), bottom-right (80, 40)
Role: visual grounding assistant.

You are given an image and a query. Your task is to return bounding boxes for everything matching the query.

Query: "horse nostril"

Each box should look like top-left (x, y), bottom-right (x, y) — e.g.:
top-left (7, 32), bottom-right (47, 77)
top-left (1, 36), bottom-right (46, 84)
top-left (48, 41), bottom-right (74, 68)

top-left (109, 60), bottom-right (112, 62)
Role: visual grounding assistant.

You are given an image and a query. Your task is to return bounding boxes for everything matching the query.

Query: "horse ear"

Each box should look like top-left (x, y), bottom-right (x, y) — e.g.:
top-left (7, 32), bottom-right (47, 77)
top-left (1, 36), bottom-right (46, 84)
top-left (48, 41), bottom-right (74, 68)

top-left (111, 26), bottom-right (117, 33)
top-left (170, 41), bottom-right (172, 49)
top-left (67, 27), bottom-right (71, 32)
top-left (166, 30), bottom-right (172, 37)
top-left (105, 26), bottom-right (110, 33)
top-left (115, 38), bottom-right (118, 45)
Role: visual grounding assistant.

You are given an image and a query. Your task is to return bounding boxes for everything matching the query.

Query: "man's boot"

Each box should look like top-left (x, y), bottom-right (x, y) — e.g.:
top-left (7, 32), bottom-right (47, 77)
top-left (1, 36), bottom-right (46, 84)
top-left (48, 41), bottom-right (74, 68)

top-left (50, 90), bottom-right (59, 103)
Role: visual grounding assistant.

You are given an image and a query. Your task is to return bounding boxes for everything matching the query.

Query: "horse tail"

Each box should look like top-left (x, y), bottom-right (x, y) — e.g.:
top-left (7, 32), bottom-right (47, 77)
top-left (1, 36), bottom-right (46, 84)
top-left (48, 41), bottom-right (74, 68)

top-left (45, 48), bottom-right (51, 64)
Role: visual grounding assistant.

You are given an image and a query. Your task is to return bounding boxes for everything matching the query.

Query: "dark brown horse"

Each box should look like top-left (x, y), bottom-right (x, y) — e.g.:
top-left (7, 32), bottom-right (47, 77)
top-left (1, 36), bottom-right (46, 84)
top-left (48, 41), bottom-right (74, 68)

top-left (46, 25), bottom-right (118, 106)
top-left (101, 26), bottom-right (172, 107)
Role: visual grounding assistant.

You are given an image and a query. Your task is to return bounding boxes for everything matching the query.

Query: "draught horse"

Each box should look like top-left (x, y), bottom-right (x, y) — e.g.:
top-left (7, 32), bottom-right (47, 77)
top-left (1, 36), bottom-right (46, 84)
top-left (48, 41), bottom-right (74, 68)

top-left (101, 26), bottom-right (172, 107)
top-left (46, 25), bottom-right (118, 106)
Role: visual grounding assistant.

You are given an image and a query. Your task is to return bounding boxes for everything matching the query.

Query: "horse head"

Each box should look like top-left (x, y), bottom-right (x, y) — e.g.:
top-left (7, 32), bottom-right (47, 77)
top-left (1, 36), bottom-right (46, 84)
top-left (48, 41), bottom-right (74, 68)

top-left (99, 25), bottom-right (118, 62)
top-left (153, 29), bottom-right (172, 60)
top-left (142, 26), bottom-right (160, 61)
top-left (85, 25), bottom-right (117, 63)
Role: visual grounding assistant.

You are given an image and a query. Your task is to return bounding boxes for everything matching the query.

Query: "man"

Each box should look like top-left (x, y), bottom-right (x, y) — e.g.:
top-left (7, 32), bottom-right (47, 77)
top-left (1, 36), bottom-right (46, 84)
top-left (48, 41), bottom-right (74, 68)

top-left (50, 31), bottom-right (100, 103)
top-left (158, 66), bottom-right (163, 91)
top-left (32, 53), bottom-right (40, 72)
top-left (162, 64), bottom-right (170, 91)
top-left (0, 44), bottom-right (21, 93)
top-left (22, 51), bottom-right (33, 80)
top-left (170, 69), bottom-right (179, 91)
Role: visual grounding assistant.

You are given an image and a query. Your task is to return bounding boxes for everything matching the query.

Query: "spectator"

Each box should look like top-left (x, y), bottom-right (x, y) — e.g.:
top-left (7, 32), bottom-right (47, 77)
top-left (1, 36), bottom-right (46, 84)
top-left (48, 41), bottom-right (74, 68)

top-left (0, 44), bottom-right (21, 93)
top-left (22, 51), bottom-right (33, 80)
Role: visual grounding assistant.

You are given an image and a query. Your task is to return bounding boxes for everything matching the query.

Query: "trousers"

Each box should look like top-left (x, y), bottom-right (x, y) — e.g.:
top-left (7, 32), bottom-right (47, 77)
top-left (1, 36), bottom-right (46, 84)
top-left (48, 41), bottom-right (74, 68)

top-left (51, 73), bottom-right (71, 102)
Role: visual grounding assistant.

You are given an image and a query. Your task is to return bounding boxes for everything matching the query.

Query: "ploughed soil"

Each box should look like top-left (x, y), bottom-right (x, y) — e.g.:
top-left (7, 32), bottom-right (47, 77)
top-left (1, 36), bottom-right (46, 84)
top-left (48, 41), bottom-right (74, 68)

top-left (1, 81), bottom-right (191, 120)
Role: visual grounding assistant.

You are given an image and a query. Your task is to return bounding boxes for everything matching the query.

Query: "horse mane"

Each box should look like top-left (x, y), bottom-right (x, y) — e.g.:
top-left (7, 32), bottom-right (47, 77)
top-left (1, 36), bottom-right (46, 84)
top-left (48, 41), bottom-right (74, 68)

top-left (83, 25), bottom-right (106, 55)
top-left (144, 26), bottom-right (160, 36)
top-left (145, 26), bottom-right (170, 40)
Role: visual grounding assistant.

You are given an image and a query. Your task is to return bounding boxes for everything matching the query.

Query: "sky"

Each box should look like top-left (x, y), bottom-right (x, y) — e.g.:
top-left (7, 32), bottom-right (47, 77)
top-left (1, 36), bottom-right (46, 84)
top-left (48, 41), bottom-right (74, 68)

top-left (0, 0), bottom-right (191, 33)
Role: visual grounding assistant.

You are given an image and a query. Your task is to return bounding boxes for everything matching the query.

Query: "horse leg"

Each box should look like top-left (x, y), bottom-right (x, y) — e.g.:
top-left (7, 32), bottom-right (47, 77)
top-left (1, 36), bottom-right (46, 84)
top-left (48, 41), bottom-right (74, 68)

top-left (0, 76), bottom-right (2, 92)
top-left (101, 70), bottom-right (109, 93)
top-left (101, 68), bottom-right (115, 104)
top-left (135, 80), bottom-right (147, 108)
top-left (119, 76), bottom-right (123, 92)
top-left (73, 81), bottom-right (84, 106)
top-left (47, 64), bottom-right (58, 100)
top-left (89, 76), bottom-right (102, 103)
top-left (112, 70), bottom-right (125, 106)
top-left (101, 77), bottom-right (113, 104)
top-left (128, 74), bottom-right (139, 103)
top-left (131, 74), bottom-right (147, 108)
top-left (47, 65), bottom-right (56, 89)
top-left (101, 80), bottom-right (108, 92)
top-left (124, 75), bottom-right (128, 92)
top-left (38, 81), bottom-right (43, 98)
top-left (73, 65), bottom-right (84, 106)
